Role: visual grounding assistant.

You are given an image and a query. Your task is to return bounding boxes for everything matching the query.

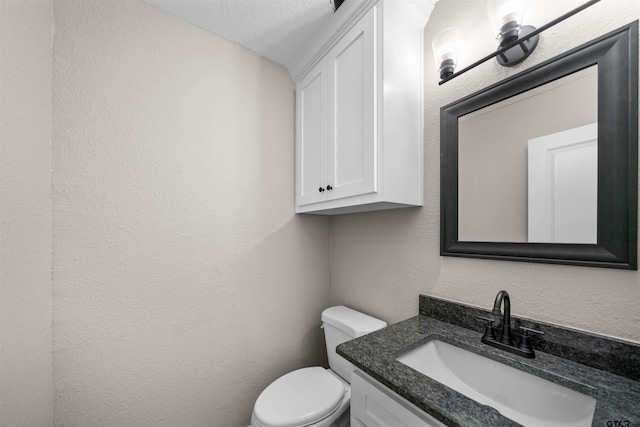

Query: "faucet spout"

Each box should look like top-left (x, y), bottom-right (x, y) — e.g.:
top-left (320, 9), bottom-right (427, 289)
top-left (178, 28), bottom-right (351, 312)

top-left (493, 290), bottom-right (513, 346)
top-left (477, 290), bottom-right (544, 358)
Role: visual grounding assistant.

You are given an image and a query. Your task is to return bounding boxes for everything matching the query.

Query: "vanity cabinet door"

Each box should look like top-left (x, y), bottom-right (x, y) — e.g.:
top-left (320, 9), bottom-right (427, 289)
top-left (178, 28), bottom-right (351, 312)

top-left (351, 371), bottom-right (446, 427)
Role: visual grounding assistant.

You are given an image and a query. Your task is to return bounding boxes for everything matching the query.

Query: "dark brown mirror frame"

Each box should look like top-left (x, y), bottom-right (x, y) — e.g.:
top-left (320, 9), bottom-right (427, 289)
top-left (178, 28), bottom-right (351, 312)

top-left (441, 21), bottom-right (638, 269)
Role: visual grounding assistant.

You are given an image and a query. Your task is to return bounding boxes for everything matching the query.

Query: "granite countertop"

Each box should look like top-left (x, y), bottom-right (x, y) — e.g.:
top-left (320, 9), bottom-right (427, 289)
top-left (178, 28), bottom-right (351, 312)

top-left (337, 314), bottom-right (640, 427)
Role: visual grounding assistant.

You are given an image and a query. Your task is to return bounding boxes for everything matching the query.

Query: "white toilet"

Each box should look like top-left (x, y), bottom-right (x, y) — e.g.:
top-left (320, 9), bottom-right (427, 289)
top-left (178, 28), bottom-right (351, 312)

top-left (251, 306), bottom-right (387, 427)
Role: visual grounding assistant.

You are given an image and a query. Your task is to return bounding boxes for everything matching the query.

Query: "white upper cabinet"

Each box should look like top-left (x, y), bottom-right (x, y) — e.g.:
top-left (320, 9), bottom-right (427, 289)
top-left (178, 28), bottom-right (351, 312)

top-left (293, 0), bottom-right (433, 215)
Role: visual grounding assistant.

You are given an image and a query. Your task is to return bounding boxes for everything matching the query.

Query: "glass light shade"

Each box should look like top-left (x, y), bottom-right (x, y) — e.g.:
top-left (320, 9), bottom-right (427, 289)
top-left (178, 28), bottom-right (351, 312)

top-left (432, 28), bottom-right (462, 79)
top-left (487, 0), bottom-right (526, 46)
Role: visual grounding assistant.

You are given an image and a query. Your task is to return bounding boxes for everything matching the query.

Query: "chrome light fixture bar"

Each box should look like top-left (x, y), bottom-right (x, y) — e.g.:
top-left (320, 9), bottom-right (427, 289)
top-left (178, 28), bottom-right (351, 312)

top-left (438, 0), bottom-right (600, 85)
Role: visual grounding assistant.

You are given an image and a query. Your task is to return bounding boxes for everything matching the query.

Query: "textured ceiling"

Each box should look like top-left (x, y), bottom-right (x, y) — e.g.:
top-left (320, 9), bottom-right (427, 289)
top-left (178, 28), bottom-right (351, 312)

top-left (142, 0), bottom-right (336, 70)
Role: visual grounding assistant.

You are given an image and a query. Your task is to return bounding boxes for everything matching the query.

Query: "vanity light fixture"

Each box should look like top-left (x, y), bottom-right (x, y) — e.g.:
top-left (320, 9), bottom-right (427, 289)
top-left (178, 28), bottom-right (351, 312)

top-left (437, 0), bottom-right (600, 84)
top-left (432, 28), bottom-right (463, 80)
top-left (487, 0), bottom-right (538, 66)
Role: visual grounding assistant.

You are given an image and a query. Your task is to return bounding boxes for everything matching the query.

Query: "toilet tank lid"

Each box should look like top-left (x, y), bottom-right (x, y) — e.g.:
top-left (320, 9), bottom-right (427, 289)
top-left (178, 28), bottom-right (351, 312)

top-left (321, 306), bottom-right (387, 338)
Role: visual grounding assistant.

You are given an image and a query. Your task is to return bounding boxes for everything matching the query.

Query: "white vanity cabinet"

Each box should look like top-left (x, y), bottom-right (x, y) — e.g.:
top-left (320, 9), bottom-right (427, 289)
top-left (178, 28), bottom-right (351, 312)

top-left (351, 371), bottom-right (447, 427)
top-left (293, 0), bottom-right (432, 214)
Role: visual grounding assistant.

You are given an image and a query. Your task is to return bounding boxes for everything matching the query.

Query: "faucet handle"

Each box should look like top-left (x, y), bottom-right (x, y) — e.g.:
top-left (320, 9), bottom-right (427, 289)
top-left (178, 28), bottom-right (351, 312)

top-left (517, 326), bottom-right (544, 356)
top-left (475, 315), bottom-right (495, 324)
top-left (519, 326), bottom-right (544, 336)
top-left (475, 315), bottom-right (497, 341)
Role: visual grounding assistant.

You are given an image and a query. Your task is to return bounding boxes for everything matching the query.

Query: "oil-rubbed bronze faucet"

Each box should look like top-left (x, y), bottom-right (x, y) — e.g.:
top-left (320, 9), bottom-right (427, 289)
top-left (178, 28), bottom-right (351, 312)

top-left (491, 290), bottom-right (513, 346)
top-left (476, 290), bottom-right (544, 358)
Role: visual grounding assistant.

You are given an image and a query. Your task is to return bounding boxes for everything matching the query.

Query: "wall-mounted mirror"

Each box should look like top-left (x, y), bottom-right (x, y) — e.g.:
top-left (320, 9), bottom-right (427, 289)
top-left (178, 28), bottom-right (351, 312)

top-left (441, 21), bottom-right (638, 269)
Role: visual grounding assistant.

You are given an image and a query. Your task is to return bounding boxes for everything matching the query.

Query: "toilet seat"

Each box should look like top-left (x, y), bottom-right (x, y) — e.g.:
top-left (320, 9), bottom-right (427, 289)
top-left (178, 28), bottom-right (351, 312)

top-left (253, 367), bottom-right (346, 427)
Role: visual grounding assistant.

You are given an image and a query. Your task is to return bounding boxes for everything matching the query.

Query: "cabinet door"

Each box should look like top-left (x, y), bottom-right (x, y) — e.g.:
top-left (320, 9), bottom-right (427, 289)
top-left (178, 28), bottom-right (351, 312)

top-left (351, 371), bottom-right (447, 427)
top-left (296, 59), bottom-right (328, 206)
top-left (326, 6), bottom-right (377, 201)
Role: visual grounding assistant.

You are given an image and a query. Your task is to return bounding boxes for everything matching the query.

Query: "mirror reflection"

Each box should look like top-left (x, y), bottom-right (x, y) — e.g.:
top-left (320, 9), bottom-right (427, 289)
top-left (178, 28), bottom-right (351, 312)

top-left (458, 66), bottom-right (598, 243)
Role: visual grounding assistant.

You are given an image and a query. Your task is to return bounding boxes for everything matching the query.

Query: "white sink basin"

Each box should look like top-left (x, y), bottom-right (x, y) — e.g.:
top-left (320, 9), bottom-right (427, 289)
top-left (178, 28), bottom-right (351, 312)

top-left (396, 340), bottom-right (596, 427)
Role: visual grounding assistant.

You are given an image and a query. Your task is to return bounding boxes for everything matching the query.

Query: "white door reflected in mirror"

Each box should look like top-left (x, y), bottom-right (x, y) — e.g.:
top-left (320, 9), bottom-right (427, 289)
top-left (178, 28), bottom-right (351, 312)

top-left (528, 123), bottom-right (598, 244)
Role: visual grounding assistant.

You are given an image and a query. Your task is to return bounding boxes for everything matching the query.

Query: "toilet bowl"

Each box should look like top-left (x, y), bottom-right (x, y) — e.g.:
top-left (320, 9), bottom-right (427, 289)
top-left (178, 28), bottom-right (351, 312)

top-left (251, 367), bottom-right (350, 427)
top-left (250, 306), bottom-right (386, 427)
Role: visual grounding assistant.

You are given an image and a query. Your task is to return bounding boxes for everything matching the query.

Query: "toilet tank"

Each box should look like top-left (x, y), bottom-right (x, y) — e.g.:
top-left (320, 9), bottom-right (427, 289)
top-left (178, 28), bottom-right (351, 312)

top-left (321, 306), bottom-right (387, 383)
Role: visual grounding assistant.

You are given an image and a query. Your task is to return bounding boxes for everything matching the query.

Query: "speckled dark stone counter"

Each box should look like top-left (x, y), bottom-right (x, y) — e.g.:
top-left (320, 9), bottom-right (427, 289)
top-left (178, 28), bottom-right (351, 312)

top-left (337, 296), bottom-right (640, 427)
top-left (419, 295), bottom-right (640, 382)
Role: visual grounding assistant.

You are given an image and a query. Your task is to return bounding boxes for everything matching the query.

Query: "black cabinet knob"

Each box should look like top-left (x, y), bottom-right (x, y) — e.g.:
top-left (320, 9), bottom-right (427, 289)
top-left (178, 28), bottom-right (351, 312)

top-left (327, 185), bottom-right (333, 191)
top-left (318, 187), bottom-right (325, 193)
